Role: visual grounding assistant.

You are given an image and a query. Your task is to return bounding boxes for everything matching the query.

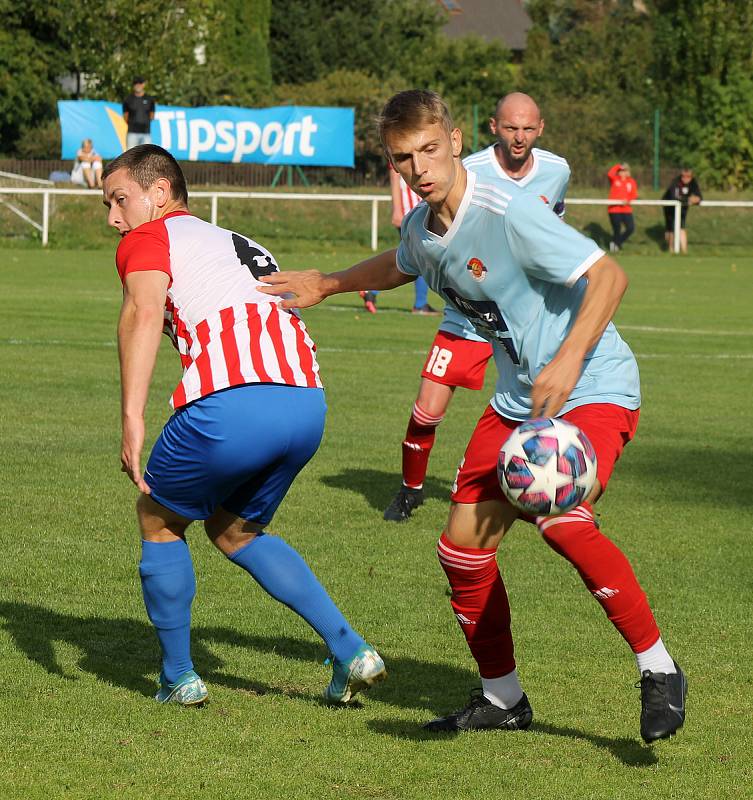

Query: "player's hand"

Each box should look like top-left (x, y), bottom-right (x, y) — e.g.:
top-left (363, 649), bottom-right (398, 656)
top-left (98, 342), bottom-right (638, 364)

top-left (530, 350), bottom-right (583, 419)
top-left (258, 269), bottom-right (329, 309)
top-left (690, 194), bottom-right (701, 205)
top-left (121, 415), bottom-right (151, 494)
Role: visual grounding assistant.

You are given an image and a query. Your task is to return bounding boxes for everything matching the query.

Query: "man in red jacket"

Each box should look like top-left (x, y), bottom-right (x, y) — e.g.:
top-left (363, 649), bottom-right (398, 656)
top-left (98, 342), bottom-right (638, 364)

top-left (607, 163), bottom-right (637, 252)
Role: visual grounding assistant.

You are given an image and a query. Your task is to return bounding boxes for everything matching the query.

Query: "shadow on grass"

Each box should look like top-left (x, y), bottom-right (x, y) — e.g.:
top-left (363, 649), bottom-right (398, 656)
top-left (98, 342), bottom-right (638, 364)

top-left (645, 222), bottom-right (668, 248)
top-left (367, 718), bottom-right (658, 767)
top-left (320, 468), bottom-right (453, 512)
top-left (582, 222), bottom-right (611, 249)
top-left (2, 601), bottom-right (660, 761)
top-left (0, 601), bottom-right (471, 714)
top-left (619, 442), bottom-right (753, 510)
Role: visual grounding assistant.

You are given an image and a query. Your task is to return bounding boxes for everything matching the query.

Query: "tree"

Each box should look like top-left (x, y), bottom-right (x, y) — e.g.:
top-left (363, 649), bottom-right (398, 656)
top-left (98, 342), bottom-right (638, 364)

top-left (269, 0), bottom-right (445, 86)
top-left (0, 1), bottom-right (69, 153)
top-left (652, 0), bottom-right (753, 189)
top-left (273, 68), bottom-right (402, 178)
top-left (269, 0), bottom-right (515, 168)
top-left (197, 0), bottom-right (272, 106)
top-left (0, 0), bottom-right (274, 155)
top-left (522, 0), bottom-right (655, 180)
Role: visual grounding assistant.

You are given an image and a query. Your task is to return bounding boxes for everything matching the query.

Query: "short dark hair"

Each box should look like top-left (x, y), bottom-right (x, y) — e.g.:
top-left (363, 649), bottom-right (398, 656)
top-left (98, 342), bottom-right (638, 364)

top-left (377, 90), bottom-right (454, 151)
top-left (102, 144), bottom-right (188, 204)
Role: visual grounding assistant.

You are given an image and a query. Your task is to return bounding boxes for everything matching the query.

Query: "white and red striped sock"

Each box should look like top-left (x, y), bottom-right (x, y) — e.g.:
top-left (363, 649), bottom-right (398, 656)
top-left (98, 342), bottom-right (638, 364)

top-left (436, 532), bottom-right (516, 678)
top-left (536, 503), bottom-right (661, 653)
top-left (402, 402), bottom-right (443, 489)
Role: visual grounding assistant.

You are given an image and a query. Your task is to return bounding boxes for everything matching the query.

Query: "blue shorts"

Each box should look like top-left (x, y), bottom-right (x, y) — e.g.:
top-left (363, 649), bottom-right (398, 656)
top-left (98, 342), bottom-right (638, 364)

top-left (144, 384), bottom-right (326, 524)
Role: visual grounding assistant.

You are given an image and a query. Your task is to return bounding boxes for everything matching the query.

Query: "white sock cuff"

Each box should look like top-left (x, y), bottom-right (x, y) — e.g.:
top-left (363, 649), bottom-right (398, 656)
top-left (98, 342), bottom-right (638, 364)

top-left (481, 670), bottom-right (524, 709)
top-left (636, 637), bottom-right (676, 675)
top-left (412, 402), bottom-right (443, 427)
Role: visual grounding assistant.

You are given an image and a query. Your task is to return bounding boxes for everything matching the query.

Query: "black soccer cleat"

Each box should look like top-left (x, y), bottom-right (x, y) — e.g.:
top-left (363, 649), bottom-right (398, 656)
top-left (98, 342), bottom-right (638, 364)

top-left (383, 485), bottom-right (424, 522)
top-left (423, 689), bottom-right (533, 732)
top-left (638, 661), bottom-right (687, 743)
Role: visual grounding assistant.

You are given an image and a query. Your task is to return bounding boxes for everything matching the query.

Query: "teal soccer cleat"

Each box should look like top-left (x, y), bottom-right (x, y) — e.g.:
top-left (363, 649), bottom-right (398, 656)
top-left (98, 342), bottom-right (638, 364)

top-left (155, 670), bottom-right (209, 707)
top-left (324, 644), bottom-right (387, 704)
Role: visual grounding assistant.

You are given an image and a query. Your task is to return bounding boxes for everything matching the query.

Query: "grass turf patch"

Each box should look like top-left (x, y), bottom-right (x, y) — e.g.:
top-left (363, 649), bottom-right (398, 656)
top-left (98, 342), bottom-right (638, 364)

top-left (1, 248), bottom-right (752, 799)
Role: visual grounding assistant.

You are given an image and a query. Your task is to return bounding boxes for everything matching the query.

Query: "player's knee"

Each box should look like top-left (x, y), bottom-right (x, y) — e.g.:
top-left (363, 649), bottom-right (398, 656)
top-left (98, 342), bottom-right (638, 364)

top-left (205, 510), bottom-right (263, 555)
top-left (136, 493), bottom-right (190, 540)
top-left (445, 499), bottom-right (513, 549)
top-left (535, 503), bottom-right (597, 546)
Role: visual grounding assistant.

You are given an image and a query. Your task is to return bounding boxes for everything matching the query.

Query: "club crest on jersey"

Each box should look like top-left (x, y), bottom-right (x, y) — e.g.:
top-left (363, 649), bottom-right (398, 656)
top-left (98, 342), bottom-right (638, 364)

top-left (539, 194), bottom-right (550, 205)
top-left (466, 257), bottom-right (487, 282)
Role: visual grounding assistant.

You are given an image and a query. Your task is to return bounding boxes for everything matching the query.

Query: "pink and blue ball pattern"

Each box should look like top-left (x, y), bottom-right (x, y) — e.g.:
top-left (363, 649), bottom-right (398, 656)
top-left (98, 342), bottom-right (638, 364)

top-left (498, 418), bottom-right (597, 516)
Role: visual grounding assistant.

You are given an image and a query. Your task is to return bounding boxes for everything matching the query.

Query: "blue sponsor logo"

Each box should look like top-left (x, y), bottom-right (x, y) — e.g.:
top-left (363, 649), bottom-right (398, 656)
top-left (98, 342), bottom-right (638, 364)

top-left (58, 101), bottom-right (354, 166)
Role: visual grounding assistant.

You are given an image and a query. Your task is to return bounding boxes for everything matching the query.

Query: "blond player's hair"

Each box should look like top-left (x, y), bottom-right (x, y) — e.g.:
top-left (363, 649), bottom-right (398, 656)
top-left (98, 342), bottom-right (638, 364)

top-left (377, 90), bottom-right (454, 151)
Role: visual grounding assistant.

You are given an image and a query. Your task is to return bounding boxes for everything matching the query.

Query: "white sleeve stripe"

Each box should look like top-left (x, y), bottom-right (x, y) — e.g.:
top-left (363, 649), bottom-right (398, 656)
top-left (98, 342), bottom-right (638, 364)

top-left (565, 249), bottom-right (605, 287)
top-left (536, 155), bottom-right (568, 165)
top-left (475, 181), bottom-right (514, 202)
top-left (471, 199), bottom-right (506, 216)
top-left (475, 186), bottom-right (511, 203)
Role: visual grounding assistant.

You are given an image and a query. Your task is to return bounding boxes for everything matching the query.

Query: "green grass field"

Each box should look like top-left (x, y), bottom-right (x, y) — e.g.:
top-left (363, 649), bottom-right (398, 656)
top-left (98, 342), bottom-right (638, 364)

top-left (1, 244), bottom-right (752, 799)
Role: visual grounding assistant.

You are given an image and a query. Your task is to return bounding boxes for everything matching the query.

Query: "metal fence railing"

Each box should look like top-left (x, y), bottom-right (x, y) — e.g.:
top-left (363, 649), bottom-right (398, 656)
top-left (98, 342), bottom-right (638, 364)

top-left (0, 187), bottom-right (391, 250)
top-left (2, 186), bottom-right (751, 253)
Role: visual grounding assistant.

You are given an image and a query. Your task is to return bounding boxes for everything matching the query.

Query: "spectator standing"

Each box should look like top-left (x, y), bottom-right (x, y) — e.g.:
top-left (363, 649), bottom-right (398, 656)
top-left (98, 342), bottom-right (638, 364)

top-left (662, 168), bottom-right (702, 254)
top-left (123, 77), bottom-right (156, 150)
top-left (607, 163), bottom-right (637, 252)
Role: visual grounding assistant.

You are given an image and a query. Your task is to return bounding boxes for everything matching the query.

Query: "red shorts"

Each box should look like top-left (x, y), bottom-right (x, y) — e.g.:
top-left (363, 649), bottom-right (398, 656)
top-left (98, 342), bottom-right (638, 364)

top-left (421, 330), bottom-right (494, 390)
top-left (451, 403), bottom-right (640, 507)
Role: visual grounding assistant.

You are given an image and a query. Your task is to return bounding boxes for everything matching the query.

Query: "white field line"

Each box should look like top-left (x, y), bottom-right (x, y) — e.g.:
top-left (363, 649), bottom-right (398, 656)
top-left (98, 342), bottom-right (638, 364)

top-left (2, 337), bottom-right (753, 361)
top-left (619, 324), bottom-right (753, 337)
top-left (318, 307), bottom-right (753, 337)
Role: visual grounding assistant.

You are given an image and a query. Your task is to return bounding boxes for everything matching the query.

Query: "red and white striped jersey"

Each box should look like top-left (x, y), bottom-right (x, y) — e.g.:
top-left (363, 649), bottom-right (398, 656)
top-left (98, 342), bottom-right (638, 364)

top-left (390, 163), bottom-right (422, 220)
top-left (116, 211), bottom-right (322, 409)
top-left (398, 175), bottom-right (421, 217)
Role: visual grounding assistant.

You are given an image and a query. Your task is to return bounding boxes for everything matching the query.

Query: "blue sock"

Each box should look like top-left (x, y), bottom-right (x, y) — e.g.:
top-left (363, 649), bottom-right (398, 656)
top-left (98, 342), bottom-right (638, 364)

top-left (228, 534), bottom-right (365, 662)
top-left (414, 276), bottom-right (429, 308)
top-left (139, 538), bottom-right (196, 684)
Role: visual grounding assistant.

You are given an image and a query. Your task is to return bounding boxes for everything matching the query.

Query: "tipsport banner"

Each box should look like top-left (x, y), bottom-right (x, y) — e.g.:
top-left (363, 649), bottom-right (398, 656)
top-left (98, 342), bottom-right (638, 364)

top-left (57, 101), bottom-right (355, 166)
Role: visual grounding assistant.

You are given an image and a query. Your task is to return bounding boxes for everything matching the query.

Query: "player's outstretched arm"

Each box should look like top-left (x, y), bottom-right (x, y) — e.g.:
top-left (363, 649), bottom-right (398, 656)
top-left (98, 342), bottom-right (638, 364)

top-left (118, 270), bottom-right (170, 493)
top-left (531, 254), bottom-right (628, 418)
top-left (258, 249), bottom-right (413, 309)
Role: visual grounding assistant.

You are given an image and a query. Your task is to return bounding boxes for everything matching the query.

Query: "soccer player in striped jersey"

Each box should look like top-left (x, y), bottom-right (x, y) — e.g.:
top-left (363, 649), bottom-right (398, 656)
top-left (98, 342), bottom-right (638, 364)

top-left (384, 93), bottom-right (570, 523)
top-left (359, 165), bottom-right (438, 314)
top-left (102, 145), bottom-right (385, 707)
top-left (260, 91), bottom-right (686, 744)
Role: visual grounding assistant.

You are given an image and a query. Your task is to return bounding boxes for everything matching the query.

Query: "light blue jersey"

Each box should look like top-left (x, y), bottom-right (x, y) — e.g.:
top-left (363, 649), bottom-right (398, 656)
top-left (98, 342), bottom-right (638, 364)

top-left (428, 146), bottom-right (572, 342)
top-left (396, 169), bottom-right (640, 421)
top-left (463, 146), bottom-right (570, 214)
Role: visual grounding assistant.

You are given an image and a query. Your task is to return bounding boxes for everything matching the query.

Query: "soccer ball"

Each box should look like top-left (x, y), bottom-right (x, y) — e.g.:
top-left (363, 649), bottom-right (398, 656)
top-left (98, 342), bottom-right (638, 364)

top-left (497, 418), bottom-right (597, 516)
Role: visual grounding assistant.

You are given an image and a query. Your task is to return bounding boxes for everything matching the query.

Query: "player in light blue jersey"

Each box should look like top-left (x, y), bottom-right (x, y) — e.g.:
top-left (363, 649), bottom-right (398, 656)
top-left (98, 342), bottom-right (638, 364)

top-left (259, 90), bottom-right (686, 744)
top-left (384, 93), bottom-right (572, 522)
